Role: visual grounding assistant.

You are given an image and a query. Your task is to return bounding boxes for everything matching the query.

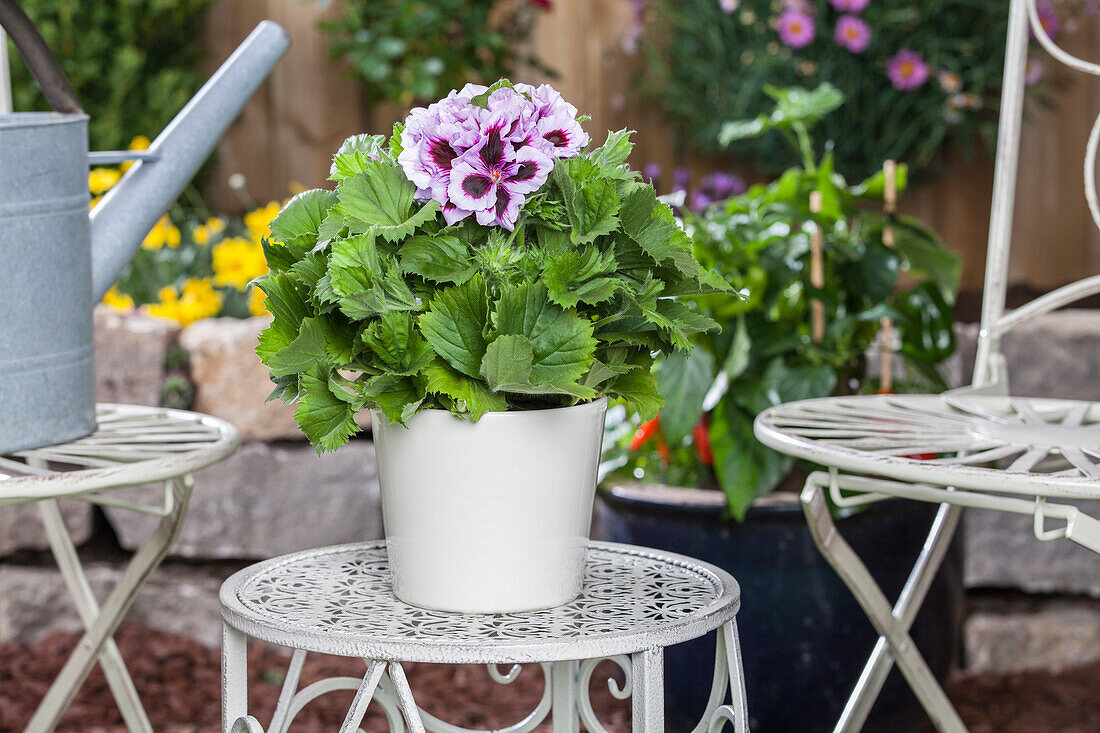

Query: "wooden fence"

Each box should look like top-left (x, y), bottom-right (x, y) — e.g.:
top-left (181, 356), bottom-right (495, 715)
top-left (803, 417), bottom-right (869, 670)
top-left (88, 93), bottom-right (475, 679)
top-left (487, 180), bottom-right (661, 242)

top-left (203, 0), bottom-right (1100, 292)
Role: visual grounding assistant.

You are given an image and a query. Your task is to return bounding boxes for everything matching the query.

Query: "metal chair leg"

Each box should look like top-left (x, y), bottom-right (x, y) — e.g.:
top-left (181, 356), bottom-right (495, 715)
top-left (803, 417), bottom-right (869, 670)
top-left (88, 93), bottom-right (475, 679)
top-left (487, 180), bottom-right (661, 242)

top-left (37, 499), bottom-right (153, 733)
top-left (25, 477), bottom-right (193, 733)
top-left (339, 660), bottom-right (387, 733)
top-left (223, 623), bottom-right (250, 733)
top-left (551, 660), bottom-right (580, 733)
top-left (801, 475), bottom-right (966, 733)
top-left (387, 662), bottom-right (426, 733)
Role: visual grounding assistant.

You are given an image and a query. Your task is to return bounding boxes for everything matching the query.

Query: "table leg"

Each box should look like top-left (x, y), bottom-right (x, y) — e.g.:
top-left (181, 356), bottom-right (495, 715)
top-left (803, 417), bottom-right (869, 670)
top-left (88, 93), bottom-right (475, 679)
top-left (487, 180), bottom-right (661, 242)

top-left (551, 660), bottom-right (580, 733)
top-left (38, 499), bottom-right (152, 733)
top-left (801, 476), bottom-right (966, 733)
top-left (387, 661), bottom-right (426, 733)
top-left (631, 648), bottom-right (664, 733)
top-left (340, 660), bottom-right (388, 733)
top-left (222, 623), bottom-right (249, 733)
top-left (25, 477), bottom-right (193, 733)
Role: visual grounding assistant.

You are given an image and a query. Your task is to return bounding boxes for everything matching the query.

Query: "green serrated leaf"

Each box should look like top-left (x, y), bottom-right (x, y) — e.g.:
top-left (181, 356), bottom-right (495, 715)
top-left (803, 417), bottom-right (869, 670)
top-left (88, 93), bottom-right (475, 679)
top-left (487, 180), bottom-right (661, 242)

top-left (588, 128), bottom-right (634, 170)
top-left (268, 317), bottom-right (330, 378)
top-left (554, 158), bottom-right (621, 245)
top-left (607, 367), bottom-right (665, 421)
top-left (270, 190), bottom-right (338, 249)
top-left (295, 370), bottom-right (360, 453)
top-left (328, 234), bottom-right (419, 319)
top-left (419, 274), bottom-right (491, 378)
top-left (361, 311), bottom-right (436, 376)
top-left (330, 134), bottom-right (388, 181)
top-left (422, 358), bottom-right (508, 419)
top-left (336, 161), bottom-right (441, 242)
top-left (480, 334), bottom-right (535, 392)
top-left (399, 234), bottom-right (476, 284)
top-left (543, 247), bottom-right (620, 307)
top-left (492, 281), bottom-right (597, 388)
top-left (361, 373), bottom-right (425, 425)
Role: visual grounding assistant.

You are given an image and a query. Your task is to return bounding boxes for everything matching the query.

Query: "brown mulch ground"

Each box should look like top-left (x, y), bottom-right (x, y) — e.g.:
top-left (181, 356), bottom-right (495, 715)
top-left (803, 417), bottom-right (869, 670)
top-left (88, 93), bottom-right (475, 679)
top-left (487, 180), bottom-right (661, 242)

top-left (2, 623), bottom-right (1099, 732)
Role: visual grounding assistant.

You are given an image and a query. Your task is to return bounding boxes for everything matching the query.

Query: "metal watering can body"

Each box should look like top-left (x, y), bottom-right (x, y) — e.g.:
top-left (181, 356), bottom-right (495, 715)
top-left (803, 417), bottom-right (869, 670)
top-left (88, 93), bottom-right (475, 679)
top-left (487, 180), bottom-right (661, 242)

top-left (0, 21), bottom-right (290, 453)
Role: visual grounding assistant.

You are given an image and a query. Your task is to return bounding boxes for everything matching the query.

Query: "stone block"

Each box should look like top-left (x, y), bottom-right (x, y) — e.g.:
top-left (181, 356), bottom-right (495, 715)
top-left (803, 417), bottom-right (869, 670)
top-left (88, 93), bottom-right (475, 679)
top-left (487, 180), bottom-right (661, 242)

top-left (93, 306), bottom-right (179, 406)
top-left (964, 601), bottom-right (1100, 673)
top-left (179, 316), bottom-right (370, 441)
top-left (0, 500), bottom-right (93, 557)
top-left (965, 504), bottom-right (1100, 597)
top-left (103, 440), bottom-right (383, 560)
top-left (0, 561), bottom-right (230, 647)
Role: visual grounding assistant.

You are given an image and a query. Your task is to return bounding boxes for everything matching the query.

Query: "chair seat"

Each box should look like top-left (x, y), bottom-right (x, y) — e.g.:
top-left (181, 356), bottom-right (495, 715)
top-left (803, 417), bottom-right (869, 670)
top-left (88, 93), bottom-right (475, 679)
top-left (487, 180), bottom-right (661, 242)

top-left (754, 393), bottom-right (1100, 500)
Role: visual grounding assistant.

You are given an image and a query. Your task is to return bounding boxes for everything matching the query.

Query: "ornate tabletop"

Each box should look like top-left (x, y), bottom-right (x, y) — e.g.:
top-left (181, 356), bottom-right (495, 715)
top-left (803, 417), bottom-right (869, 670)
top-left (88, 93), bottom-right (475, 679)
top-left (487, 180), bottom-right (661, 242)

top-left (220, 540), bottom-right (742, 665)
top-left (0, 403), bottom-right (239, 506)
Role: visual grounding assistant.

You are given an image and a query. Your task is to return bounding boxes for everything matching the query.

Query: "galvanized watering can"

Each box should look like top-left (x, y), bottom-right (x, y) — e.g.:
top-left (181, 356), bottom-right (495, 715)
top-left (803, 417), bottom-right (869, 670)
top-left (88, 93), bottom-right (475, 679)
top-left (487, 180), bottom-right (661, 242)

top-left (0, 4), bottom-right (290, 452)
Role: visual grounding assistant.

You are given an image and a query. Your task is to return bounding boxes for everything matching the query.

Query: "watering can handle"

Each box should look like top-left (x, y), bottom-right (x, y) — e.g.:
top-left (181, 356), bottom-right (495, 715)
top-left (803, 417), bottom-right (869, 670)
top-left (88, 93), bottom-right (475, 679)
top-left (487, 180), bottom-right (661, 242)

top-left (0, 0), bottom-right (82, 113)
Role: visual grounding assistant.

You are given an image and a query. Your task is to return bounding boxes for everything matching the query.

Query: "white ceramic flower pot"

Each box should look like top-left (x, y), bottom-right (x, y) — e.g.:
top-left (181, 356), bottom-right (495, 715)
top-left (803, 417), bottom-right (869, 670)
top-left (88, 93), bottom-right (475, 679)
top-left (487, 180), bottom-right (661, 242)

top-left (371, 398), bottom-right (608, 613)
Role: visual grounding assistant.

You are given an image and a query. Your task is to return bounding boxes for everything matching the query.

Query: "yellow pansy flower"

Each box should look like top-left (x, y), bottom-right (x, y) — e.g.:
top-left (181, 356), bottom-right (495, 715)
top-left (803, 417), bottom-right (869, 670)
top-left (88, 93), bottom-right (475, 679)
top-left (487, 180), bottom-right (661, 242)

top-left (248, 285), bottom-right (269, 317)
top-left (88, 167), bottom-right (121, 195)
top-left (145, 279), bottom-right (222, 327)
top-left (212, 236), bottom-right (268, 290)
top-left (142, 216), bottom-right (182, 250)
top-left (101, 287), bottom-right (134, 311)
top-left (244, 201), bottom-right (282, 243)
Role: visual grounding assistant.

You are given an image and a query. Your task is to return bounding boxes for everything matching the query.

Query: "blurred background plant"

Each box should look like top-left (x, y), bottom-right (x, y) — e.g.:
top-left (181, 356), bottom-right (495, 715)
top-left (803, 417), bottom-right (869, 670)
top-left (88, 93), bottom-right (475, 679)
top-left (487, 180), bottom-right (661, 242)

top-left (96, 139), bottom-right (279, 327)
top-left (8, 0), bottom-right (216, 151)
top-left (318, 0), bottom-right (554, 106)
top-left (641, 0), bottom-right (1089, 179)
top-left (604, 86), bottom-right (961, 518)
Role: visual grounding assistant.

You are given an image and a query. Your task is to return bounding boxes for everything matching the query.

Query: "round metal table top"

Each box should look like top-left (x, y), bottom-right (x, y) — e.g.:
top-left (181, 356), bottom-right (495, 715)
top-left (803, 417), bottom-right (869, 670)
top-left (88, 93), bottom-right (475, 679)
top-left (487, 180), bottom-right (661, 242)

top-left (0, 403), bottom-right (239, 505)
top-left (220, 541), bottom-right (741, 664)
top-left (755, 393), bottom-right (1100, 500)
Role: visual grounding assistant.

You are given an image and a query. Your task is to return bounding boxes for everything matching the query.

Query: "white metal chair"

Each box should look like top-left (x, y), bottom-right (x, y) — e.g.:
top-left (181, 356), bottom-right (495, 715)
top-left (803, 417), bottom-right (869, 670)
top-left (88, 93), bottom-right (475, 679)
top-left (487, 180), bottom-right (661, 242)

top-left (0, 405), bottom-right (237, 733)
top-left (753, 1), bottom-right (1100, 730)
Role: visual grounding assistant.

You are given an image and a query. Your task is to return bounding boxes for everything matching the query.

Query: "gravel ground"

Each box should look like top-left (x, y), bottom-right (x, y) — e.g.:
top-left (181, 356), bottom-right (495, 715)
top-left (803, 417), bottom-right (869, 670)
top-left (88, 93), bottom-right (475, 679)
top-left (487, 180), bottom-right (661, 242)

top-left (2, 623), bottom-right (1098, 732)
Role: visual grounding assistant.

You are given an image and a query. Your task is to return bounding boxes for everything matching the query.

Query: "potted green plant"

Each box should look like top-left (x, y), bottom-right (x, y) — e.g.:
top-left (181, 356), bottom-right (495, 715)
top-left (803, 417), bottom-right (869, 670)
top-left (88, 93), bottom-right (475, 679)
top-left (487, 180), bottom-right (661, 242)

top-left (255, 80), bottom-right (729, 613)
top-left (597, 85), bottom-right (965, 730)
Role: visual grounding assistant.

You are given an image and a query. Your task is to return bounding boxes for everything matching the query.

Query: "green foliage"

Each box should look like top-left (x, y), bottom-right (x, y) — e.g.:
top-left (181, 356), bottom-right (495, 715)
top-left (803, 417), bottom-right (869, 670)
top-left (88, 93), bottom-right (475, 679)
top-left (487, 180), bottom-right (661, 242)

top-left (608, 88), bottom-right (960, 519)
top-left (643, 0), bottom-right (1068, 179)
top-left (319, 0), bottom-right (553, 107)
top-left (257, 123), bottom-right (729, 452)
top-left (8, 0), bottom-right (215, 151)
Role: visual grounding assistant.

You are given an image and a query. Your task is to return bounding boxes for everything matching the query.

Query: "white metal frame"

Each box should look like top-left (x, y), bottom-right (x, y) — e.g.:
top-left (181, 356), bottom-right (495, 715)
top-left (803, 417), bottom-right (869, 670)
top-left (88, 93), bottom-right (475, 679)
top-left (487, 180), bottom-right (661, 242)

top-left (751, 0), bottom-right (1100, 729)
top-left (219, 541), bottom-right (750, 733)
top-left (1, 404), bottom-right (239, 733)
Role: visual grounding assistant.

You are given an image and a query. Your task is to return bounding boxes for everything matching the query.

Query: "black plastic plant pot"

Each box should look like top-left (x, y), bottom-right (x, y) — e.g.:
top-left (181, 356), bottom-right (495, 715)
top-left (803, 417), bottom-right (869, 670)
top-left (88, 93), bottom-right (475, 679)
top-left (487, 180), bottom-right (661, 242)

top-left (593, 482), bottom-right (964, 733)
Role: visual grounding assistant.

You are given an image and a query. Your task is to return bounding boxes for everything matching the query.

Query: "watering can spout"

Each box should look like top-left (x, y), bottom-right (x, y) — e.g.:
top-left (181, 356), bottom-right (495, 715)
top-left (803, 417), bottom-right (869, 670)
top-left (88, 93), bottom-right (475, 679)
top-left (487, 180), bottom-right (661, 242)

top-left (89, 21), bottom-right (290, 301)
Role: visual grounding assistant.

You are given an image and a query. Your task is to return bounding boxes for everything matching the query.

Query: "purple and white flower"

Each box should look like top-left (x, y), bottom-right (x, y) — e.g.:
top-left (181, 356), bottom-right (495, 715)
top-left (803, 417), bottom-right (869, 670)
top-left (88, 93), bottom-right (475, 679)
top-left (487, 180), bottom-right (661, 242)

top-left (828, 0), bottom-right (870, 12)
top-left (398, 82), bottom-right (587, 230)
top-left (834, 14), bottom-right (871, 53)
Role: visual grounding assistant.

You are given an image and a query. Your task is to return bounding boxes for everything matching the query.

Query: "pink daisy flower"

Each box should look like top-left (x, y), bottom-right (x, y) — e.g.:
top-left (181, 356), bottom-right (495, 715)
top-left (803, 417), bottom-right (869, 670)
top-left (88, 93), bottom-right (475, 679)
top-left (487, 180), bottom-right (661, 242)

top-left (834, 14), bottom-right (871, 53)
top-left (887, 49), bottom-right (930, 91)
top-left (829, 0), bottom-right (870, 12)
top-left (777, 10), bottom-right (816, 49)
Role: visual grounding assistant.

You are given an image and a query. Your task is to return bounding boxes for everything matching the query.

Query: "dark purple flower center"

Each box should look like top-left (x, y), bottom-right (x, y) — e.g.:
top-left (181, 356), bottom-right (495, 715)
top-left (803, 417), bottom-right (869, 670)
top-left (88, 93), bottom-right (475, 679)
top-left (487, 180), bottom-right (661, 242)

top-left (429, 139), bottom-right (458, 170)
top-left (479, 127), bottom-right (506, 168)
top-left (462, 174), bottom-right (493, 199)
top-left (509, 162), bottom-right (537, 183)
top-left (543, 130), bottom-right (569, 147)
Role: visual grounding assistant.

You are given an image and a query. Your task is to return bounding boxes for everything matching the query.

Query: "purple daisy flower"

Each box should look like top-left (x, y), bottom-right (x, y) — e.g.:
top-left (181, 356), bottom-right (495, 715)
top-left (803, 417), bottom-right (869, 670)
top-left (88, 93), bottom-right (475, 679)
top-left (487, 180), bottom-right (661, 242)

top-left (834, 14), bottom-right (871, 53)
top-left (1034, 0), bottom-right (1061, 38)
top-left (1026, 56), bottom-right (1045, 86)
top-left (777, 10), bottom-right (816, 49)
top-left (447, 129), bottom-right (553, 230)
top-left (828, 0), bottom-right (870, 12)
top-left (887, 49), bottom-right (930, 91)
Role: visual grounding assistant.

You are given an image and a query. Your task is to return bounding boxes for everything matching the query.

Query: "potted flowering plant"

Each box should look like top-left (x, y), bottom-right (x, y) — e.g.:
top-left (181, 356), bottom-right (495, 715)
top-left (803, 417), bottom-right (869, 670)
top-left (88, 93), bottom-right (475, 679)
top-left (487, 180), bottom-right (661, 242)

top-left (256, 80), bottom-right (729, 613)
top-left (597, 87), bottom-right (963, 730)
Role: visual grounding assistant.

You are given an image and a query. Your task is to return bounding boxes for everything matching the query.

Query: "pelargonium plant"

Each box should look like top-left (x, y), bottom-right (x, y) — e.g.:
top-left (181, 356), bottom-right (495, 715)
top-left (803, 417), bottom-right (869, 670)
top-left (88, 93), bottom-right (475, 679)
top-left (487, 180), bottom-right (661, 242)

top-left (255, 80), bottom-right (731, 452)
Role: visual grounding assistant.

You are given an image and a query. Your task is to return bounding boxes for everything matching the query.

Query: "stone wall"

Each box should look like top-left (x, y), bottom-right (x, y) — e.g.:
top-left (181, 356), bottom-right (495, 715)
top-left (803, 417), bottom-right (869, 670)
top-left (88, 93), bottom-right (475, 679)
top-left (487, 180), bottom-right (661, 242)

top-left (2, 308), bottom-right (1099, 677)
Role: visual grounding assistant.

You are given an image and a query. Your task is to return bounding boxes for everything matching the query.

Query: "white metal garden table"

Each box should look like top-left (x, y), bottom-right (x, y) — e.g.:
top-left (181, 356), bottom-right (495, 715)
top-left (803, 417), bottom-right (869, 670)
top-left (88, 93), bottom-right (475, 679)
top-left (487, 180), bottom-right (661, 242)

top-left (220, 540), bottom-right (749, 732)
top-left (752, 0), bottom-right (1100, 730)
top-left (0, 403), bottom-right (239, 733)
